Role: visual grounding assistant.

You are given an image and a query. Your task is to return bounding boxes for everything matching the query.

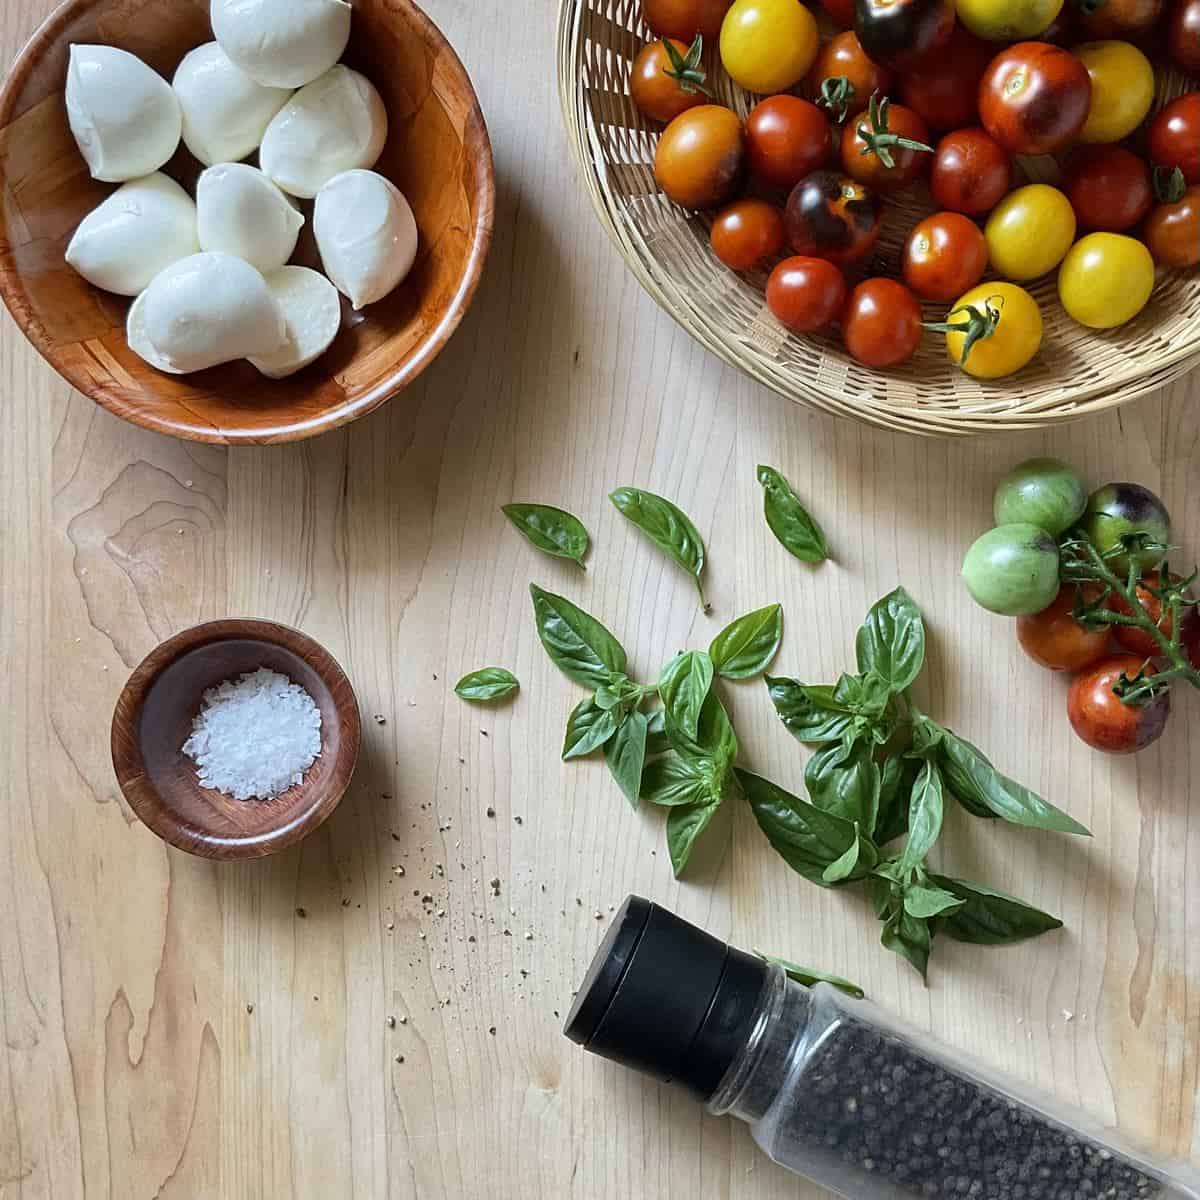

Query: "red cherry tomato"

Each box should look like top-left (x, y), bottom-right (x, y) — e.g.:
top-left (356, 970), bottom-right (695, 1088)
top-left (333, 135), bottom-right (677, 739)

top-left (1062, 146), bottom-right (1152, 232)
top-left (979, 42), bottom-right (1092, 156)
top-left (806, 31), bottom-right (892, 122)
top-left (930, 127), bottom-right (1013, 215)
top-left (746, 95), bottom-right (834, 191)
top-left (854, 0), bottom-right (956, 71)
top-left (1067, 655), bottom-right (1170, 754)
top-left (785, 170), bottom-right (883, 264)
top-left (901, 212), bottom-right (988, 302)
top-left (840, 98), bottom-right (933, 190)
top-left (654, 105), bottom-right (746, 209)
top-left (1079, 0), bottom-right (1163, 37)
top-left (710, 198), bottom-right (787, 269)
top-left (1017, 584), bottom-right (1111, 672)
top-left (1148, 94), bottom-right (1200, 186)
top-left (631, 39), bottom-right (708, 124)
top-left (899, 26), bottom-right (994, 133)
top-left (820, 0), bottom-right (857, 26)
top-left (1144, 184), bottom-right (1200, 268)
top-left (766, 256), bottom-right (849, 330)
top-left (1108, 576), bottom-right (1194, 660)
top-left (842, 278), bottom-right (923, 367)
top-left (643, 0), bottom-right (732, 39)
top-left (1170, 0), bottom-right (1200, 72)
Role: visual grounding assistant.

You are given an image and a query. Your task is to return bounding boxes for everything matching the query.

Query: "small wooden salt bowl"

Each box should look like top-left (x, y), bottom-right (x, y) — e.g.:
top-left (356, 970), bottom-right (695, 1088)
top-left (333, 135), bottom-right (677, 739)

top-left (111, 619), bottom-right (361, 860)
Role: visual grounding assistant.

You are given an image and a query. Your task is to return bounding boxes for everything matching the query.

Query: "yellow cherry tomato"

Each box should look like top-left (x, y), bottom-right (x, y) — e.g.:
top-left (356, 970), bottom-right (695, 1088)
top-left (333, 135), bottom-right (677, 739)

top-left (940, 282), bottom-right (1043, 378)
top-left (1058, 233), bottom-right (1155, 329)
top-left (720, 0), bottom-right (819, 93)
top-left (984, 184), bottom-right (1076, 281)
top-left (1076, 41), bottom-right (1155, 143)
top-left (956, 0), bottom-right (1063, 40)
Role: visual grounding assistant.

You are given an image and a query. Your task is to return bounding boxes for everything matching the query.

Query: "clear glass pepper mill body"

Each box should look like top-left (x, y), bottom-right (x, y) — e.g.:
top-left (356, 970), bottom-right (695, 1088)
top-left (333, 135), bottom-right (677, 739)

top-left (708, 967), bottom-right (1200, 1200)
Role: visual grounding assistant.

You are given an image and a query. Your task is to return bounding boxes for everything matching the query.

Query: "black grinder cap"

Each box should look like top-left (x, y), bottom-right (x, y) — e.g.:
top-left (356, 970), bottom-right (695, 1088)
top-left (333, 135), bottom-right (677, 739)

top-left (564, 895), bottom-right (769, 1099)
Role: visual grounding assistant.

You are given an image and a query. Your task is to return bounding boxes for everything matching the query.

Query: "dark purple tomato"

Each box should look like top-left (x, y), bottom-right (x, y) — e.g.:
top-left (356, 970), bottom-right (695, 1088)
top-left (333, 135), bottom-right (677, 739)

top-left (785, 170), bottom-right (883, 265)
top-left (854, 0), bottom-right (955, 71)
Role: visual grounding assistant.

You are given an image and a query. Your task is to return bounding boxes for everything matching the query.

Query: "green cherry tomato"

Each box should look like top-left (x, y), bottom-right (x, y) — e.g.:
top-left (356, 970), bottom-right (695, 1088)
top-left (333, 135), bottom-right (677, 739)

top-left (1082, 483), bottom-right (1171, 575)
top-left (962, 523), bottom-right (1061, 616)
top-left (993, 457), bottom-right (1088, 536)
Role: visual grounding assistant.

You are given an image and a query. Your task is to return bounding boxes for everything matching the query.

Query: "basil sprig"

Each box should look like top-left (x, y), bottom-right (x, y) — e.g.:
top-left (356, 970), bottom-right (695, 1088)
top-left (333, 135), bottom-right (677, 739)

top-left (610, 487), bottom-right (708, 609)
top-left (503, 503), bottom-right (589, 568)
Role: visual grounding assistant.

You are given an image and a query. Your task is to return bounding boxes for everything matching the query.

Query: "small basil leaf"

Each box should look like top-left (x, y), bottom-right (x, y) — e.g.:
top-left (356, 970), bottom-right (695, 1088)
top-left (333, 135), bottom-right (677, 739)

top-left (754, 952), bottom-right (866, 999)
top-left (938, 728), bottom-right (1091, 836)
top-left (903, 883), bottom-right (964, 920)
top-left (909, 715), bottom-right (944, 760)
top-left (805, 740), bottom-right (881, 834)
top-left (606, 710), bottom-right (648, 809)
top-left (855, 586), bottom-right (926, 694)
top-left (610, 487), bottom-right (708, 607)
top-left (822, 835), bottom-right (862, 884)
top-left (899, 761), bottom-right (944, 876)
top-left (502, 503), bottom-right (589, 568)
top-left (454, 667), bottom-right (519, 703)
top-left (757, 465), bottom-right (829, 564)
top-left (928, 875), bottom-right (1064, 945)
top-left (767, 676), bottom-right (855, 744)
top-left (855, 672), bottom-right (893, 719)
top-left (530, 584), bottom-right (627, 690)
top-left (594, 680), bottom-right (625, 711)
top-left (875, 756), bottom-right (918, 846)
top-left (667, 689), bottom-right (738, 767)
top-left (562, 697), bottom-right (620, 760)
top-left (641, 753), bottom-right (709, 806)
top-left (645, 707), bottom-right (671, 755)
top-left (659, 651), bottom-right (715, 742)
top-left (709, 604), bottom-right (784, 680)
top-left (881, 910), bottom-right (931, 982)
top-left (667, 798), bottom-right (721, 878)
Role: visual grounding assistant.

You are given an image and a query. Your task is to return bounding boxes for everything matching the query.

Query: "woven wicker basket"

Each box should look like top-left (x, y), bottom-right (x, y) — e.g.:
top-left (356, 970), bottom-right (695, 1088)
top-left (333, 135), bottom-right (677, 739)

top-left (558, 0), bottom-right (1200, 436)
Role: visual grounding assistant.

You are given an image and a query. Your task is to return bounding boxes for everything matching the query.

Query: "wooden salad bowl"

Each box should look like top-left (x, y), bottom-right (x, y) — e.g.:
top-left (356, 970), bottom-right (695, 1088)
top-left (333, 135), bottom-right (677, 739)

top-left (0, 0), bottom-right (494, 444)
top-left (111, 620), bottom-right (362, 860)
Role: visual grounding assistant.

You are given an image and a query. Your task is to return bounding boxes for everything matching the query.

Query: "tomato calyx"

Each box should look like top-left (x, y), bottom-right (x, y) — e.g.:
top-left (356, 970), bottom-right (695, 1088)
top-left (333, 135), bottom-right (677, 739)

top-left (660, 34), bottom-right (714, 97)
top-left (855, 94), bottom-right (934, 170)
top-left (817, 75), bottom-right (857, 123)
top-left (1153, 164), bottom-right (1188, 204)
top-left (1072, 0), bottom-right (1107, 17)
top-left (923, 295), bottom-right (1003, 367)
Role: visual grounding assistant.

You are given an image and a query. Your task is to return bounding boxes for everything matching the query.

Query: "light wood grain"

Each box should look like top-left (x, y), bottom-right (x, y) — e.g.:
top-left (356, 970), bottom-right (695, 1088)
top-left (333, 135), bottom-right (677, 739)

top-left (1, 1), bottom-right (1197, 1196)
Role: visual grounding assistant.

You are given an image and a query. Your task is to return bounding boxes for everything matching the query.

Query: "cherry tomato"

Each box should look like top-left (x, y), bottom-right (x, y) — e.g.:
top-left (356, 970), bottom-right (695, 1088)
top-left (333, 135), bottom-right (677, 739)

top-left (899, 26), bottom-right (994, 132)
top-left (766, 255), bottom-right (849, 330)
top-left (979, 42), bottom-right (1092, 156)
top-left (1079, 0), bottom-right (1163, 37)
top-left (902, 212), bottom-right (988, 302)
top-left (1062, 146), bottom-right (1152, 231)
top-left (855, 0), bottom-right (956, 70)
top-left (820, 0), bottom-right (857, 24)
top-left (644, 0), bottom-right (733, 38)
top-left (655, 105), bottom-right (745, 209)
top-left (1148, 94), bottom-right (1200, 186)
top-left (785, 170), bottom-right (883, 264)
top-left (939, 281), bottom-right (1043, 378)
top-left (1083, 483), bottom-right (1172, 575)
top-left (631, 39), bottom-right (709, 124)
top-left (1018, 584), bottom-right (1111, 672)
top-left (840, 97), bottom-right (933, 190)
top-left (842, 278), bottom-right (923, 366)
top-left (1067, 655), bottom-right (1170, 754)
top-left (720, 0), bottom-right (820, 93)
top-left (1109, 576), bottom-right (1193, 660)
top-left (1075, 40), bottom-right (1154, 145)
top-left (1169, 0), bottom-right (1200, 72)
top-left (746, 95), bottom-right (834, 190)
top-left (1144, 184), bottom-right (1200, 268)
top-left (806, 31), bottom-right (892, 122)
top-left (984, 184), bottom-right (1076, 280)
top-left (957, 0), bottom-right (1064, 39)
top-left (1058, 233), bottom-right (1154, 329)
top-left (710, 198), bottom-right (787, 268)
top-left (930, 127), bottom-right (1012, 214)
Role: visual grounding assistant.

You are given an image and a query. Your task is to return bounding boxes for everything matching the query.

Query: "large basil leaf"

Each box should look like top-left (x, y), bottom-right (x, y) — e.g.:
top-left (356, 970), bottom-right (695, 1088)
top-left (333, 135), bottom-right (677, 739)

top-left (938, 728), bottom-right (1091, 836)
top-left (804, 740), bottom-right (881, 833)
top-left (855, 587), bottom-right (926, 694)
top-left (502, 503), bottom-right (589, 568)
top-left (562, 697), bottom-right (620, 760)
top-left (667, 799), bottom-right (721, 877)
top-left (530, 584), bottom-right (626, 689)
top-left (898, 760), bottom-right (944, 876)
top-left (767, 677), bottom-right (855, 745)
top-left (610, 487), bottom-right (707, 606)
top-left (875, 756), bottom-right (917, 845)
top-left (757, 465), bottom-right (829, 564)
top-left (454, 667), bottom-right (519, 703)
top-left (709, 604), bottom-right (783, 680)
top-left (737, 769), bottom-right (861, 886)
top-left (929, 875), bottom-right (1064, 945)
top-left (659, 651), bottom-right (714, 742)
top-left (641, 753), bottom-right (710, 807)
top-left (755, 952), bottom-right (866, 999)
top-left (903, 883), bottom-right (964, 920)
top-left (881, 910), bottom-right (931, 981)
top-left (605, 710), bottom-right (648, 809)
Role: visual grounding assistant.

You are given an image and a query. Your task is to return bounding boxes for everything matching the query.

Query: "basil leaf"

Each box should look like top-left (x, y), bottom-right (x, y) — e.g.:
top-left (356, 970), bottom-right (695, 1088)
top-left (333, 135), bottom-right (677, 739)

top-left (562, 697), bottom-right (620, 760)
top-left (822, 836), bottom-right (863, 884)
top-left (530, 584), bottom-right (627, 690)
top-left (641, 753), bottom-right (709, 806)
top-left (610, 487), bottom-right (707, 607)
top-left (605, 710), bottom-right (648, 809)
top-left (805, 740), bottom-right (881, 833)
top-left (502, 503), bottom-right (589, 568)
top-left (757, 465), bottom-right (829, 564)
top-left (875, 756), bottom-right (917, 845)
top-left (668, 689), bottom-right (738, 767)
top-left (881, 910), bottom-right (931, 982)
top-left (903, 883), bottom-right (964, 920)
top-left (909, 714), bottom-right (944, 760)
top-left (855, 587), bottom-right (926, 694)
top-left (899, 761), bottom-right (944, 876)
top-left (928, 875), bottom-right (1064, 945)
top-left (594, 680), bottom-right (625, 711)
top-left (709, 604), bottom-right (783, 680)
top-left (645, 707), bottom-right (671, 755)
top-left (667, 798), bottom-right (721, 877)
top-left (767, 676), bottom-right (855, 744)
top-left (938, 727), bottom-right (1091, 836)
top-left (658, 651), bottom-right (714, 742)
top-left (454, 667), bottom-right (519, 703)
top-left (737, 769), bottom-right (860, 886)
top-left (754, 952), bottom-right (866, 999)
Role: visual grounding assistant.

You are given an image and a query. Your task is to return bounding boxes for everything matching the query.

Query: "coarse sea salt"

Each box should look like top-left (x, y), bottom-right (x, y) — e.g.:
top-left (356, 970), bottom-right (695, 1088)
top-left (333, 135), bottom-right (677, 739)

top-left (182, 667), bottom-right (321, 800)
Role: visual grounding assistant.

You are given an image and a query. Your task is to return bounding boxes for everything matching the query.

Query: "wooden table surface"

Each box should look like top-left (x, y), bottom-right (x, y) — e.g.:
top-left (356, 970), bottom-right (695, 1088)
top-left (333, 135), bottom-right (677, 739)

top-left (1, 2), bottom-right (1197, 1196)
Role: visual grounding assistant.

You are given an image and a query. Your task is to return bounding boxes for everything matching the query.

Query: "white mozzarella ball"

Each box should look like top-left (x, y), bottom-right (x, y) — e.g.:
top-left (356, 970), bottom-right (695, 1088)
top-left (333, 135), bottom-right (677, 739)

top-left (260, 66), bottom-right (387, 200)
top-left (66, 45), bottom-right (182, 182)
top-left (210, 0), bottom-right (351, 89)
top-left (66, 173), bottom-right (198, 296)
top-left (249, 266), bottom-right (343, 378)
top-left (127, 289), bottom-right (184, 374)
top-left (196, 163), bottom-right (303, 274)
top-left (314, 170), bottom-right (417, 309)
top-left (173, 42), bottom-right (291, 166)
